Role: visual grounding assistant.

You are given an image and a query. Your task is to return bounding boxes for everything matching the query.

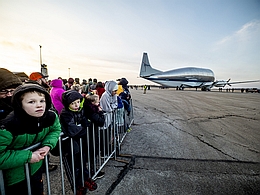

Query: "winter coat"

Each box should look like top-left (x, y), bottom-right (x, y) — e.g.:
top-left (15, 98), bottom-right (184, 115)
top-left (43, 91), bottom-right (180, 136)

top-left (119, 87), bottom-right (131, 102)
top-left (117, 78), bottom-right (131, 111)
top-left (84, 100), bottom-right (105, 127)
top-left (0, 83), bottom-right (61, 186)
top-left (50, 79), bottom-right (65, 114)
top-left (0, 98), bottom-right (13, 121)
top-left (116, 85), bottom-right (124, 96)
top-left (100, 81), bottom-right (118, 128)
top-left (59, 90), bottom-right (90, 154)
top-left (83, 98), bottom-right (105, 164)
top-left (96, 86), bottom-right (105, 98)
top-left (100, 81), bottom-right (118, 113)
top-left (117, 96), bottom-right (124, 109)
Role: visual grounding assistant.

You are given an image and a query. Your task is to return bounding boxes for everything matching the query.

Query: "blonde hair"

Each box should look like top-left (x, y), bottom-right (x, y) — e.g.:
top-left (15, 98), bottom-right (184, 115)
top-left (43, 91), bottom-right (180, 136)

top-left (71, 84), bottom-right (82, 92)
top-left (86, 93), bottom-right (99, 103)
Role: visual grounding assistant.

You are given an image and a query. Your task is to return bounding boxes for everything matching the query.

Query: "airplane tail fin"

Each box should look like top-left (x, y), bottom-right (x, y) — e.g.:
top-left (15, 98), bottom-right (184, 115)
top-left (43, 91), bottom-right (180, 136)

top-left (139, 53), bottom-right (162, 77)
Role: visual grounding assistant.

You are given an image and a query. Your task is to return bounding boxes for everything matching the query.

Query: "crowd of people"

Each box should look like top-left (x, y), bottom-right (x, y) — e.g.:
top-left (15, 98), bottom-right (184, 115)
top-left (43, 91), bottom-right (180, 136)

top-left (0, 68), bottom-right (131, 195)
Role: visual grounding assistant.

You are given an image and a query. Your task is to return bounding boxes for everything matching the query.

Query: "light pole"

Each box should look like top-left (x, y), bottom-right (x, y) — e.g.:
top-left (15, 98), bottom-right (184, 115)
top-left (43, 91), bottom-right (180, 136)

top-left (68, 68), bottom-right (70, 78)
top-left (39, 45), bottom-right (48, 77)
top-left (39, 45), bottom-right (42, 70)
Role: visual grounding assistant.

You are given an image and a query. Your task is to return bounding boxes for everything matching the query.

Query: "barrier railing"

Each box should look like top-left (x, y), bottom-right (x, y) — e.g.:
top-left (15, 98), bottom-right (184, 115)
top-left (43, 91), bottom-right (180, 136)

top-left (0, 99), bottom-right (134, 195)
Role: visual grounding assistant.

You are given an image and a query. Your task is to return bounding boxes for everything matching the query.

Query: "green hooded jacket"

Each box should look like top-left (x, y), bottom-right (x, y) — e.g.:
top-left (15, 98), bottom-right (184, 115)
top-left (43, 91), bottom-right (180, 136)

top-left (0, 83), bottom-right (61, 186)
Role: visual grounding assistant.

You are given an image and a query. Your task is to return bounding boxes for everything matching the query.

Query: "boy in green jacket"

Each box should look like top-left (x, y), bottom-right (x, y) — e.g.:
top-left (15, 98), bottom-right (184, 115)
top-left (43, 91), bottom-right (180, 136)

top-left (0, 83), bottom-right (61, 195)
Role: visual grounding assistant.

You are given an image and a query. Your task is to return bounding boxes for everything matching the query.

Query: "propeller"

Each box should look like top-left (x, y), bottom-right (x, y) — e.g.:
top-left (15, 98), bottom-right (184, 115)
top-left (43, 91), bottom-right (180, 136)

top-left (223, 78), bottom-right (231, 88)
top-left (227, 78), bottom-right (231, 86)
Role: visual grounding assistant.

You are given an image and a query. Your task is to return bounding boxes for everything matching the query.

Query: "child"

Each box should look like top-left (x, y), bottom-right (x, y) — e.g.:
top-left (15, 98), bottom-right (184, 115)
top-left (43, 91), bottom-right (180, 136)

top-left (59, 90), bottom-right (97, 194)
top-left (84, 93), bottom-right (105, 179)
top-left (50, 78), bottom-right (65, 115)
top-left (99, 81), bottom-right (118, 157)
top-left (0, 83), bottom-right (61, 195)
top-left (84, 93), bottom-right (105, 128)
top-left (100, 80), bottom-right (118, 128)
top-left (117, 78), bottom-right (131, 115)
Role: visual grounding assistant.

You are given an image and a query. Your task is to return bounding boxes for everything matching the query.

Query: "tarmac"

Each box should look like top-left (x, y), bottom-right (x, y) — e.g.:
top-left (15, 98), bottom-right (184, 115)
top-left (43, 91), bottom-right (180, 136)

top-left (49, 88), bottom-right (260, 195)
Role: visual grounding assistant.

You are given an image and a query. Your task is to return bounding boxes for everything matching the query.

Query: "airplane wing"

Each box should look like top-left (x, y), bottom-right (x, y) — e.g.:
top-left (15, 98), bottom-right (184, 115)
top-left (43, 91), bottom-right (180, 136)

top-left (213, 79), bottom-right (260, 88)
top-left (227, 80), bottom-right (260, 85)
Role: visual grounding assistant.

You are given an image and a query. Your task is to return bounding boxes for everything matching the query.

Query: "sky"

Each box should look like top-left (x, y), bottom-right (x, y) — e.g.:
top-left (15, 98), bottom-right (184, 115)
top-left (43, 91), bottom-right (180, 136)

top-left (1, 0), bottom-right (260, 88)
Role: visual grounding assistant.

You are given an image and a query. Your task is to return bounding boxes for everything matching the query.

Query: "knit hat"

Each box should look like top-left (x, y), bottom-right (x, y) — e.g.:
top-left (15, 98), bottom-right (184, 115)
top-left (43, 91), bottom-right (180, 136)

top-left (29, 72), bottom-right (48, 81)
top-left (62, 90), bottom-right (83, 108)
top-left (0, 68), bottom-right (22, 91)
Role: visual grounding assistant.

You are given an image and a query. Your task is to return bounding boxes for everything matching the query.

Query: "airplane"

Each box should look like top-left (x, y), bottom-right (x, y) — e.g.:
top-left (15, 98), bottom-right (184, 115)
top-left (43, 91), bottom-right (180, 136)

top-left (139, 52), bottom-right (260, 91)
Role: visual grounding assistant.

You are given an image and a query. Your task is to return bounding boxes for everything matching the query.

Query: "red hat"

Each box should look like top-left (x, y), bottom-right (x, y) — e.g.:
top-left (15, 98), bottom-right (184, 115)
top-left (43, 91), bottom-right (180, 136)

top-left (29, 72), bottom-right (48, 81)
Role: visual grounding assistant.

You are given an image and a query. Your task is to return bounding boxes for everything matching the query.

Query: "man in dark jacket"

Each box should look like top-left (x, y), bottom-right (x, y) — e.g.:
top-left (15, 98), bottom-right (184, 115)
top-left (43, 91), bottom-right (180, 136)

top-left (0, 68), bottom-right (22, 120)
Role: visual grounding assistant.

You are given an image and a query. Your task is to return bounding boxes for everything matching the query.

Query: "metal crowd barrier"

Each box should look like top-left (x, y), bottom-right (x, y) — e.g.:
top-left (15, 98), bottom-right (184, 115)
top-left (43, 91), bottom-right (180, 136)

top-left (0, 99), bottom-right (134, 195)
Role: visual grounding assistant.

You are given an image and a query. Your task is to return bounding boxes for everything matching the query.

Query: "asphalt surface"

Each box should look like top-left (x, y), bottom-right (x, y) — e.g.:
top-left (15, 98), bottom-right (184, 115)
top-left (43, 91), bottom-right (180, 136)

top-left (48, 88), bottom-right (260, 195)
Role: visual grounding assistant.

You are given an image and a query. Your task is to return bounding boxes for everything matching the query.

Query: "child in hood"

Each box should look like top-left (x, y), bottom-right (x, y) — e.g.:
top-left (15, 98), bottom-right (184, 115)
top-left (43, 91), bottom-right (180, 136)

top-left (0, 83), bottom-right (61, 195)
top-left (84, 93), bottom-right (105, 179)
top-left (59, 90), bottom-right (97, 194)
top-left (99, 81), bottom-right (118, 157)
top-left (100, 81), bottom-right (118, 113)
top-left (50, 79), bottom-right (65, 115)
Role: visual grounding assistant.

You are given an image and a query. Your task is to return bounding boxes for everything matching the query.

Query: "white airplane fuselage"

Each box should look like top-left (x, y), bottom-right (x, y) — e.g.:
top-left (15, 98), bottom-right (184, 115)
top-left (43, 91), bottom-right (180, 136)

top-left (145, 67), bottom-right (215, 87)
top-left (140, 53), bottom-right (215, 90)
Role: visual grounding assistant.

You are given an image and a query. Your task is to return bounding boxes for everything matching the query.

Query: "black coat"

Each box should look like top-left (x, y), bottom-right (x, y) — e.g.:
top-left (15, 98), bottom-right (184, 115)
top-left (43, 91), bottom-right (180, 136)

top-left (60, 107), bottom-right (90, 155)
top-left (84, 100), bottom-right (105, 127)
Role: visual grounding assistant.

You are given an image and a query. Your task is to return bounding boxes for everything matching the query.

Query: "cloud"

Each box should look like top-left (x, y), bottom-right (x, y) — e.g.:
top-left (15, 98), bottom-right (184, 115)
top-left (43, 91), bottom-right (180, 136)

top-left (216, 20), bottom-right (260, 46)
top-left (0, 40), bottom-right (34, 51)
top-left (236, 20), bottom-right (259, 35)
